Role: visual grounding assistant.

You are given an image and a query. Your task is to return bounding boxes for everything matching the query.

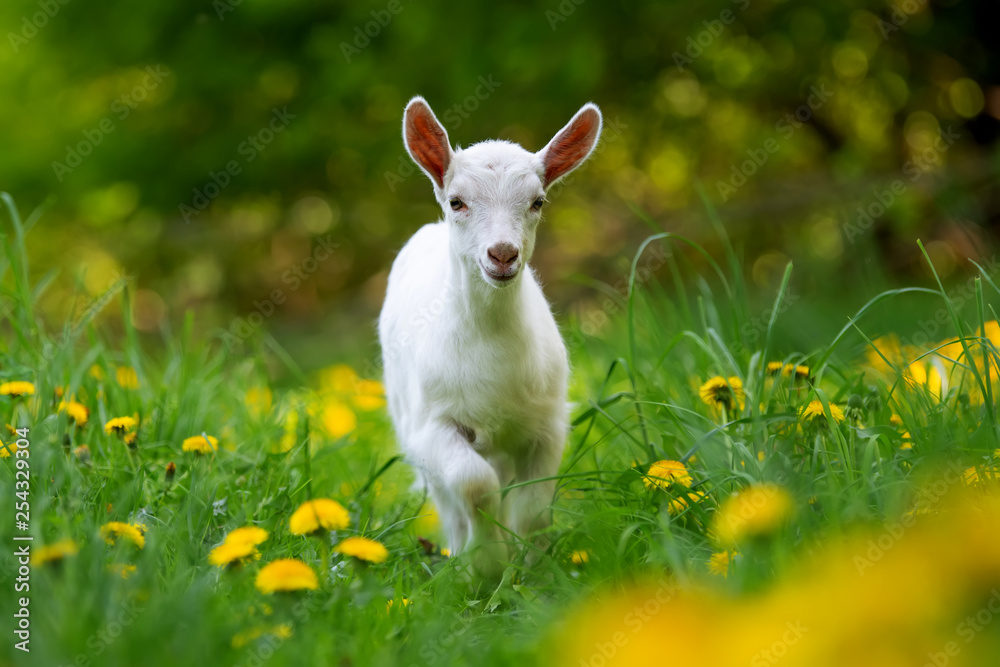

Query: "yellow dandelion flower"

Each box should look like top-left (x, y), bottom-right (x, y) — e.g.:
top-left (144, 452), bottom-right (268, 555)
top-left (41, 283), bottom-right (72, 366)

top-left (766, 361), bottom-right (784, 375)
top-left (789, 365), bottom-right (810, 380)
top-left (255, 559), bottom-right (319, 594)
top-left (799, 400), bottom-right (845, 424)
top-left (89, 365), bottom-right (105, 381)
top-left (570, 550), bottom-right (590, 565)
top-left (209, 541), bottom-right (259, 567)
top-left (712, 483), bottom-right (793, 545)
top-left (124, 432), bottom-right (138, 448)
top-left (104, 416), bottom-right (138, 437)
top-left (386, 598), bottom-right (411, 612)
top-left (31, 538), bottom-right (79, 566)
top-left (667, 489), bottom-right (706, 516)
top-left (109, 563), bottom-right (137, 579)
top-left (58, 400), bottom-right (89, 427)
top-left (707, 550), bottom-right (738, 577)
top-left (74, 445), bottom-right (91, 463)
top-left (890, 414), bottom-right (903, 427)
top-left (246, 387), bottom-right (273, 416)
top-left (232, 624), bottom-right (293, 649)
top-left (0, 381), bottom-right (35, 398)
top-left (352, 379), bottom-right (386, 411)
top-left (116, 366), bottom-right (139, 389)
top-left (757, 451), bottom-right (766, 462)
top-left (334, 536), bottom-right (389, 564)
top-left (964, 466), bottom-right (1000, 487)
top-left (322, 401), bottom-right (357, 438)
top-left (643, 460), bottom-right (693, 490)
top-left (440, 548), bottom-right (451, 557)
top-left (100, 522), bottom-right (146, 549)
top-left (319, 364), bottom-right (359, 393)
top-left (182, 434), bottom-right (218, 454)
top-left (290, 498), bottom-right (350, 535)
top-left (225, 526), bottom-right (269, 547)
top-left (699, 376), bottom-right (745, 412)
top-left (0, 439), bottom-right (17, 458)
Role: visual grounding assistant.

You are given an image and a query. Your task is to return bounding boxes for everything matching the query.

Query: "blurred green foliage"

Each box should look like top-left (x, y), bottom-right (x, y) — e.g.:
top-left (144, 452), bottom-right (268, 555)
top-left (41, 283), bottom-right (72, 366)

top-left (1, 0), bottom-right (998, 365)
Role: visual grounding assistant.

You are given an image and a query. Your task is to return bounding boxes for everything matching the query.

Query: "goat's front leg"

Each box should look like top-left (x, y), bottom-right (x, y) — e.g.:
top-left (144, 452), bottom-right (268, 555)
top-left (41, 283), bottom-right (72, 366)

top-left (412, 421), bottom-right (508, 578)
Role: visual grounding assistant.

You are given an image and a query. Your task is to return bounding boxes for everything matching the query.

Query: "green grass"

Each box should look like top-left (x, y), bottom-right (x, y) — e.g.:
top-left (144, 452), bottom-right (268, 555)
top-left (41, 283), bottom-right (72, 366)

top-left (4, 192), bottom-right (1000, 667)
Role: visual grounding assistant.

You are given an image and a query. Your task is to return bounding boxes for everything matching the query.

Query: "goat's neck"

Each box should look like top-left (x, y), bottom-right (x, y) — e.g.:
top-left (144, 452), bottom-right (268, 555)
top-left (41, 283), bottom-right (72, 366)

top-left (447, 251), bottom-right (524, 332)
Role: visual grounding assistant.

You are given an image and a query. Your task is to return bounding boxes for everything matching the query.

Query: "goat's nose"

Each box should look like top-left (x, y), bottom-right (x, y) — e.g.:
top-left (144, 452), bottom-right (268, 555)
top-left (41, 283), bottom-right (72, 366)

top-left (488, 243), bottom-right (519, 268)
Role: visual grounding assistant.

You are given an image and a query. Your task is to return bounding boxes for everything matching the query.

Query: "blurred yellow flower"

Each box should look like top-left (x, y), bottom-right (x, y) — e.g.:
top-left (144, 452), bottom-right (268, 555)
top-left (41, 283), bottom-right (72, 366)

top-left (889, 414), bottom-right (903, 427)
top-left (89, 365), bottom-right (105, 381)
top-left (386, 598), bottom-right (411, 612)
top-left (667, 489), bottom-right (706, 515)
top-left (104, 416), bottom-right (138, 437)
top-left (225, 526), bottom-right (269, 547)
top-left (799, 400), bottom-right (845, 424)
top-left (109, 563), bottom-right (137, 579)
top-left (712, 483), bottom-right (793, 545)
top-left (58, 400), bottom-right (89, 427)
top-left (209, 541), bottom-right (258, 567)
top-left (232, 623), bottom-right (292, 649)
top-left (699, 376), bottom-right (745, 412)
top-left (643, 460), bottom-right (693, 490)
top-left (0, 439), bottom-right (16, 458)
top-left (116, 366), bottom-right (139, 389)
top-left (182, 434), bottom-right (218, 454)
top-left (335, 536), bottom-right (389, 564)
top-left (255, 559), bottom-right (318, 594)
top-left (322, 401), bottom-right (357, 438)
top-left (570, 550), bottom-right (590, 565)
top-left (100, 521), bottom-right (146, 549)
top-left (352, 379), bottom-right (386, 411)
top-left (0, 381), bottom-right (35, 398)
top-left (707, 550), bottom-right (737, 577)
top-left (440, 548), bottom-right (451, 557)
top-left (319, 364), bottom-right (359, 393)
top-left (766, 361), bottom-right (784, 375)
top-left (31, 538), bottom-right (79, 566)
top-left (245, 387), bottom-right (272, 416)
top-left (290, 499), bottom-right (350, 535)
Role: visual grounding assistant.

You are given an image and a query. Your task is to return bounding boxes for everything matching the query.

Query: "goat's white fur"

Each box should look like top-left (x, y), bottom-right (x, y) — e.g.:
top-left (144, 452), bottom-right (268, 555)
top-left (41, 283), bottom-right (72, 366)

top-left (379, 97), bottom-right (602, 576)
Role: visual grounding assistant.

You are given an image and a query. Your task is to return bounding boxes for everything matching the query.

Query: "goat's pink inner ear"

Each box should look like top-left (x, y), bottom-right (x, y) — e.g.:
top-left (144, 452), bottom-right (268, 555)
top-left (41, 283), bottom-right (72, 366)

top-left (405, 102), bottom-right (451, 189)
top-left (542, 106), bottom-right (601, 187)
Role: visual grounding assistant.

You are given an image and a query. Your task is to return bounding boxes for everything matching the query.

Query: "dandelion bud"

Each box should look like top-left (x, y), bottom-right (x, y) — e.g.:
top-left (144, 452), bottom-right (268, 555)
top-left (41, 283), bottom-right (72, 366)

top-left (165, 461), bottom-right (176, 483)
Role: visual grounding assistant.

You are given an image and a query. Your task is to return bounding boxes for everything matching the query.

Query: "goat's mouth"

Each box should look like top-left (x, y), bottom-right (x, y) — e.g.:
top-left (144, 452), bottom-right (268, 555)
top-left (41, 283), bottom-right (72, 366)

top-left (479, 261), bottom-right (519, 285)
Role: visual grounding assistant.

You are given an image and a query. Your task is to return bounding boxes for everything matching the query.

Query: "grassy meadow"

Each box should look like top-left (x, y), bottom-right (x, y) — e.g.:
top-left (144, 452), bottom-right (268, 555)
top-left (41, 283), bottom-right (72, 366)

top-left (5, 185), bottom-right (1000, 667)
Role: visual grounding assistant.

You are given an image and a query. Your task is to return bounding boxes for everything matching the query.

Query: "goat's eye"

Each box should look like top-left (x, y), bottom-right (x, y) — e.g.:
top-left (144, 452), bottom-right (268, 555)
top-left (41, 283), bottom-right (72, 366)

top-left (449, 198), bottom-right (465, 211)
top-left (531, 198), bottom-right (544, 212)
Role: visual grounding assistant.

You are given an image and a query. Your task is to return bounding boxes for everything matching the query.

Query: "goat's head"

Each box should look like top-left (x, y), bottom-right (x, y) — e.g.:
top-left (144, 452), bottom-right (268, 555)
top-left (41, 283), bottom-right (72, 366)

top-left (403, 97), bottom-right (602, 289)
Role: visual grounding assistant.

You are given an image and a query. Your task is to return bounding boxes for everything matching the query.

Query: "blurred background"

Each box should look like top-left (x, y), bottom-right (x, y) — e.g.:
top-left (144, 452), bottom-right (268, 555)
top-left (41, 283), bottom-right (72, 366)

top-left (2, 0), bottom-right (998, 372)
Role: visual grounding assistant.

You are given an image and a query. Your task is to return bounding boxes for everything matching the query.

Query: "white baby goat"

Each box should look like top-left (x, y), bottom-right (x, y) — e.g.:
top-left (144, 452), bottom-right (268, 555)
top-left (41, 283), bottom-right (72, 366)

top-left (379, 96), bottom-right (602, 577)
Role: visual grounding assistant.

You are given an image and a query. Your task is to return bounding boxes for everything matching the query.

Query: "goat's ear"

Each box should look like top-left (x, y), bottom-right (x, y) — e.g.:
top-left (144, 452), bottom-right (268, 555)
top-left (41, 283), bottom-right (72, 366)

top-left (403, 96), bottom-right (452, 190)
top-left (538, 103), bottom-right (603, 188)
